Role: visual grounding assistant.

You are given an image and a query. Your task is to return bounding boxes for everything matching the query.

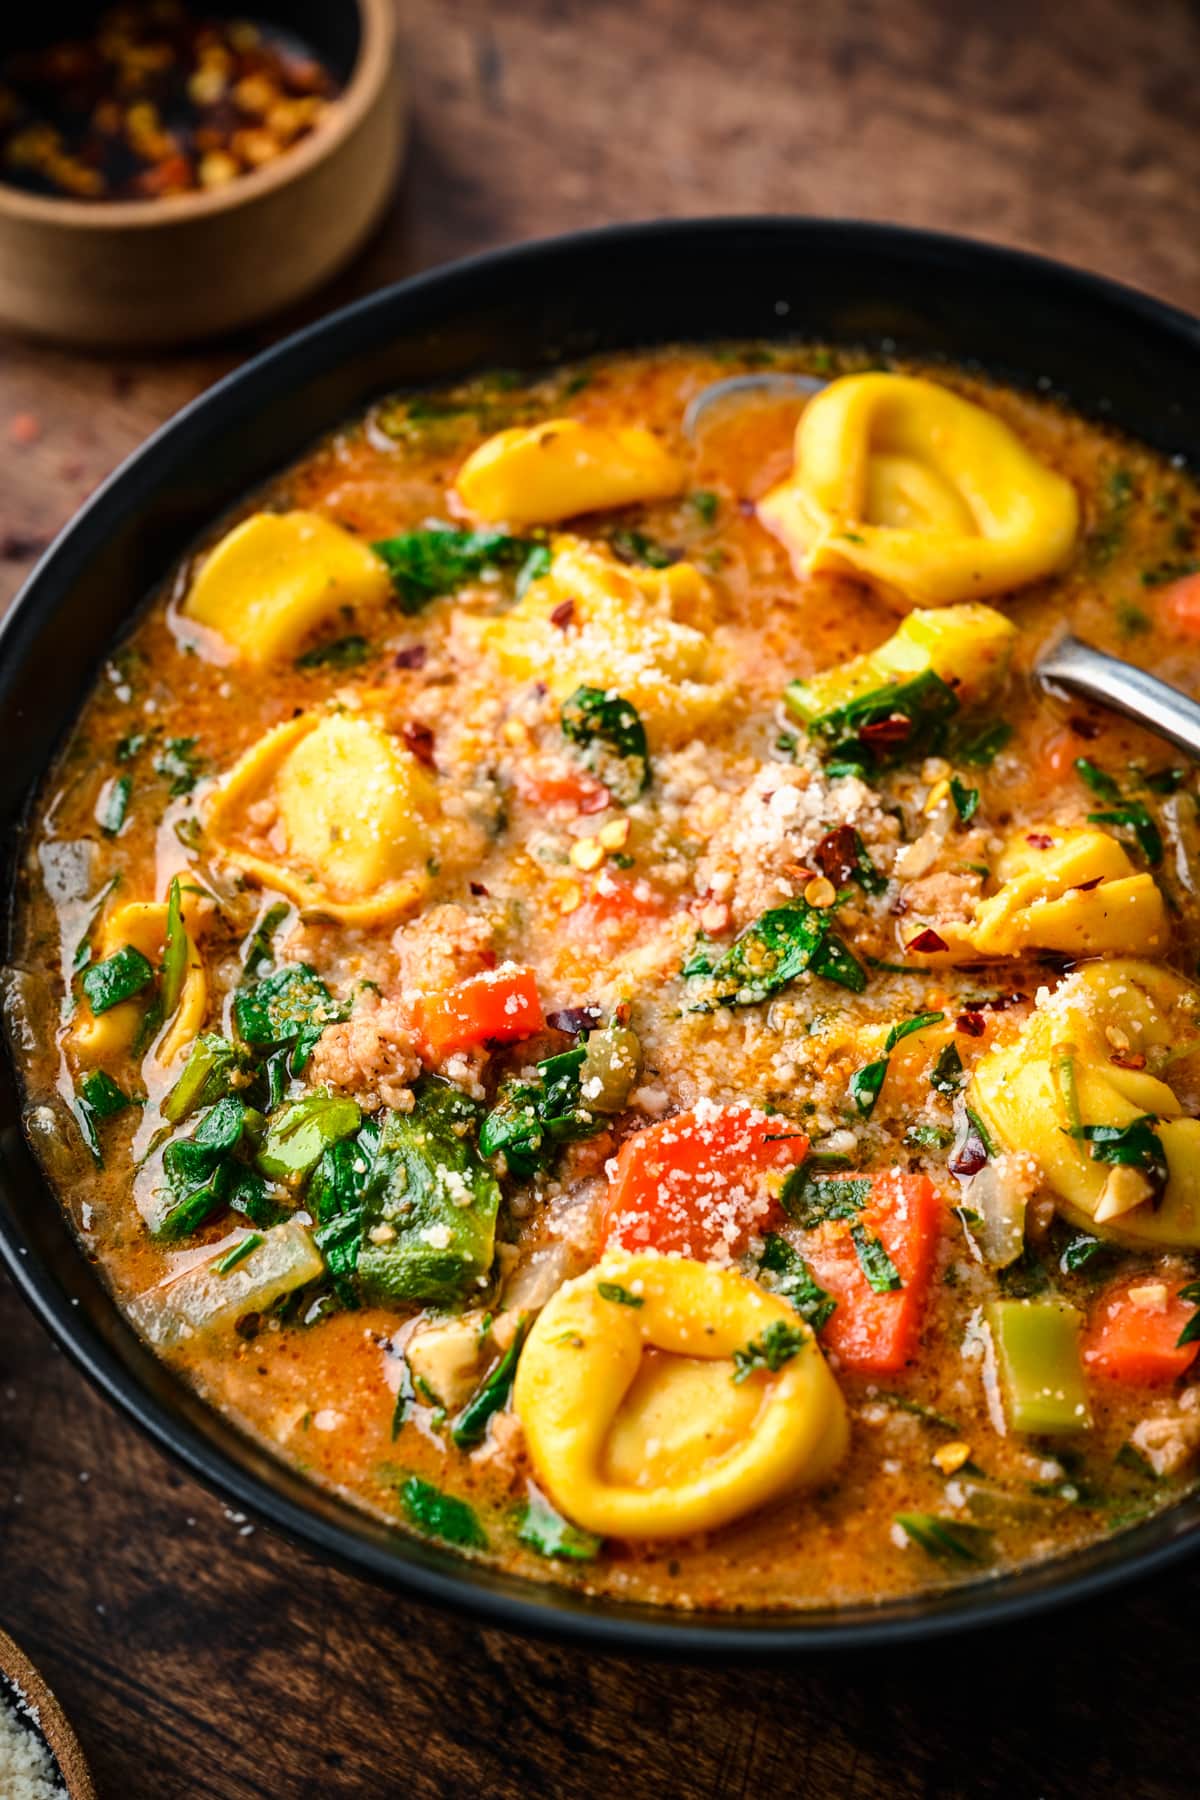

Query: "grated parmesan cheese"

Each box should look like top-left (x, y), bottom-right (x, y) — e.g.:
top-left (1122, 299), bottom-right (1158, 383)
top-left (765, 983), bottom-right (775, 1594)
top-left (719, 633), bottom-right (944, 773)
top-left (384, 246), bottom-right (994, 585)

top-left (0, 1677), bottom-right (67, 1800)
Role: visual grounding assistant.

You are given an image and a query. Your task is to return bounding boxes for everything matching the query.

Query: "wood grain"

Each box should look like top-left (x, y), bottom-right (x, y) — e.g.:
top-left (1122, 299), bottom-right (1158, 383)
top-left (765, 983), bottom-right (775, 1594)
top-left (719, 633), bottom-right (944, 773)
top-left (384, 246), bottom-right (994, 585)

top-left (3, 2), bottom-right (1200, 1794)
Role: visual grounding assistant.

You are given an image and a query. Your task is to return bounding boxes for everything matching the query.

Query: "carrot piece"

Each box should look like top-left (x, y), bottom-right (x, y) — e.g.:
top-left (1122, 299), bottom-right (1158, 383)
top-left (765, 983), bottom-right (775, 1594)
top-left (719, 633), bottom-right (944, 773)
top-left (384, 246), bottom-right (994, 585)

top-left (514, 765), bottom-right (608, 812)
top-left (802, 1171), bottom-right (944, 1374)
top-left (1082, 1277), bottom-right (1199, 1385)
top-left (1158, 571), bottom-right (1200, 638)
top-left (569, 871), bottom-right (667, 928)
top-left (602, 1103), bottom-right (809, 1261)
top-left (413, 966), bottom-right (544, 1059)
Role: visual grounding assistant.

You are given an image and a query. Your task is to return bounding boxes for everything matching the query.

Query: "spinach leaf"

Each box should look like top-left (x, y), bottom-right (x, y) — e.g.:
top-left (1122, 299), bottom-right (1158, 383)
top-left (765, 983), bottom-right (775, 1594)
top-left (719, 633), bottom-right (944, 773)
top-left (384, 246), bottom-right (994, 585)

top-left (1175, 1282), bottom-right (1200, 1348)
top-left (683, 895), bottom-right (865, 1007)
top-left (155, 1096), bottom-right (261, 1240)
top-left (781, 1163), bottom-right (872, 1229)
top-left (310, 1122), bottom-right (380, 1303)
top-left (1074, 757), bottom-right (1120, 800)
top-left (1070, 1115), bottom-right (1168, 1205)
top-left (597, 1281), bottom-right (643, 1308)
top-left (515, 543), bottom-right (552, 596)
top-left (731, 1320), bottom-right (807, 1383)
top-left (160, 876), bottom-right (187, 1021)
top-left (905, 1122), bottom-right (953, 1149)
top-left (1087, 802), bottom-right (1164, 866)
top-left (930, 1042), bottom-right (965, 1096)
top-left (296, 634), bottom-right (372, 670)
top-left (154, 736), bottom-right (204, 796)
top-left (608, 528), bottom-right (676, 568)
top-left (949, 776), bottom-right (980, 823)
top-left (81, 944), bottom-right (155, 1014)
top-left (1060, 1232), bottom-right (1119, 1276)
top-left (759, 1233), bottom-right (836, 1332)
top-left (256, 1091), bottom-right (362, 1181)
top-left (849, 1059), bottom-right (888, 1118)
top-left (400, 1476), bottom-right (487, 1549)
top-left (450, 1317), bottom-right (531, 1450)
top-left (851, 1224), bottom-right (902, 1293)
top-left (241, 901), bottom-right (291, 982)
top-left (560, 685), bottom-right (650, 806)
top-left (234, 963), bottom-right (343, 1074)
top-left (954, 720), bottom-right (1012, 766)
top-left (162, 1033), bottom-right (247, 1126)
top-left (517, 1489), bottom-right (602, 1561)
top-left (372, 527), bottom-right (537, 613)
top-left (480, 1046), bottom-right (603, 1178)
top-left (886, 1012), bottom-right (944, 1051)
top-left (796, 668), bottom-right (960, 771)
top-left (79, 1070), bottom-right (131, 1119)
top-left (895, 1512), bottom-right (991, 1563)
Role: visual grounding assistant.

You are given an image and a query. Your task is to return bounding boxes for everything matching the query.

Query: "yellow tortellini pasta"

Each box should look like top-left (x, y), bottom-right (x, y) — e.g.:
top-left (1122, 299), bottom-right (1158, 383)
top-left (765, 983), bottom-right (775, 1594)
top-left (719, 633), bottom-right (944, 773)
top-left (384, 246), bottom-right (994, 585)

top-left (757, 373), bottom-right (1079, 610)
top-left (513, 1252), bottom-right (848, 1539)
top-left (72, 890), bottom-right (207, 1065)
top-left (455, 419), bottom-right (685, 525)
top-left (182, 510), bottom-right (391, 666)
top-left (970, 960), bottom-right (1200, 1248)
top-left (205, 711), bottom-right (440, 925)
top-left (469, 537), bottom-right (723, 743)
top-left (905, 824), bottom-right (1169, 963)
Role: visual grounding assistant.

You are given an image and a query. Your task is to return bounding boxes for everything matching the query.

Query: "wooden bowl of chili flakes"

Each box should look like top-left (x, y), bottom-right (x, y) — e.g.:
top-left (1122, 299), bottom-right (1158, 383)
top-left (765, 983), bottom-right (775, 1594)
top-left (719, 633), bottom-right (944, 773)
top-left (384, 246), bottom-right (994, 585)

top-left (0, 0), bottom-right (404, 347)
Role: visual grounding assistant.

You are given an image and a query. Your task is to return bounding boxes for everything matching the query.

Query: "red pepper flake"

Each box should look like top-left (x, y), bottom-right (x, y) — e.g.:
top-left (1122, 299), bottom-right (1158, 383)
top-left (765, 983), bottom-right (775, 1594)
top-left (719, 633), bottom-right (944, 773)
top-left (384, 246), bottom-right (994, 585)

top-left (956, 1011), bottom-right (986, 1036)
top-left (549, 599), bottom-right (576, 630)
top-left (1070, 876), bottom-right (1104, 892)
top-left (1026, 832), bottom-right (1054, 849)
top-left (1068, 715), bottom-right (1101, 739)
top-left (8, 412), bottom-right (41, 446)
top-left (813, 824), bottom-right (859, 888)
top-left (401, 722), bottom-right (436, 768)
top-left (738, 498), bottom-right (757, 518)
top-left (469, 881), bottom-right (490, 897)
top-left (1110, 1049), bottom-right (1147, 1069)
top-left (906, 927), bottom-right (948, 953)
top-left (393, 644), bottom-right (427, 670)
top-left (859, 713), bottom-right (911, 748)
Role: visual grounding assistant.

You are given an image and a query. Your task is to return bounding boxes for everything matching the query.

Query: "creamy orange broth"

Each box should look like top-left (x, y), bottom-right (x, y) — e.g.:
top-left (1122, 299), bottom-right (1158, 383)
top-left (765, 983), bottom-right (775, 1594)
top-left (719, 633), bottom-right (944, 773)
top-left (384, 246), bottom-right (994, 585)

top-left (11, 342), bottom-right (1200, 1612)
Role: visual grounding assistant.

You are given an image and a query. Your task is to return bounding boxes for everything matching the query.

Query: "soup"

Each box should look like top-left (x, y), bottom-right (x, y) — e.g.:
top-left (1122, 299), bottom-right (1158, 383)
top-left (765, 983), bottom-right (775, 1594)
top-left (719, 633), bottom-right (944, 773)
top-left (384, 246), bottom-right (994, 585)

top-left (10, 342), bottom-right (1200, 1613)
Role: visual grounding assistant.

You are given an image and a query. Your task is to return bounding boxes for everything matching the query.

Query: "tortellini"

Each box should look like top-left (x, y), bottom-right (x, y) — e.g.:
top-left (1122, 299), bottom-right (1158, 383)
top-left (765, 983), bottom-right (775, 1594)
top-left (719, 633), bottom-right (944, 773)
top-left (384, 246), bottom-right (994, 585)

top-left (455, 419), bottom-right (685, 525)
top-left (72, 890), bottom-right (207, 1064)
top-left (970, 960), bottom-right (1200, 1248)
top-left (206, 711), bottom-right (440, 925)
top-left (182, 510), bottom-right (391, 665)
top-left (470, 537), bottom-right (723, 743)
top-left (513, 1252), bottom-right (848, 1539)
top-left (758, 373), bottom-right (1079, 610)
top-left (905, 825), bottom-right (1169, 962)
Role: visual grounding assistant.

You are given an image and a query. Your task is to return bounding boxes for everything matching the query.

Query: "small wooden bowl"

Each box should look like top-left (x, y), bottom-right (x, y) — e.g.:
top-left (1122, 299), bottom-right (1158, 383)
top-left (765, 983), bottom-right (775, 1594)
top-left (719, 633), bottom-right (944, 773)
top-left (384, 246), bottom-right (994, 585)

top-left (0, 0), bottom-right (404, 347)
top-left (0, 1625), bottom-right (95, 1800)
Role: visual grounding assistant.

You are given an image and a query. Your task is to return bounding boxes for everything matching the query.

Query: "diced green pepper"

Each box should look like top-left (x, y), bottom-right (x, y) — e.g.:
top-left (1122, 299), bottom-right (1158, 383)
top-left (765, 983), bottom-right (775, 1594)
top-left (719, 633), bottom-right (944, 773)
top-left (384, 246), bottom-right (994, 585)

top-left (356, 1084), bottom-right (501, 1305)
top-left (986, 1298), bottom-right (1092, 1435)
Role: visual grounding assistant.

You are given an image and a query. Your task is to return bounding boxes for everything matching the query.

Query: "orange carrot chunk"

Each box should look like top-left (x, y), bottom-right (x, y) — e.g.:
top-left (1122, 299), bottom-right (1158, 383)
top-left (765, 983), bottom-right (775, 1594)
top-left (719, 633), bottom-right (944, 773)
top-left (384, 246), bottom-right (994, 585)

top-left (1082, 1277), bottom-right (1199, 1385)
top-left (803, 1171), bottom-right (944, 1375)
top-left (1158, 571), bottom-right (1200, 639)
top-left (602, 1103), bottom-right (809, 1261)
top-left (414, 966), bottom-right (544, 1059)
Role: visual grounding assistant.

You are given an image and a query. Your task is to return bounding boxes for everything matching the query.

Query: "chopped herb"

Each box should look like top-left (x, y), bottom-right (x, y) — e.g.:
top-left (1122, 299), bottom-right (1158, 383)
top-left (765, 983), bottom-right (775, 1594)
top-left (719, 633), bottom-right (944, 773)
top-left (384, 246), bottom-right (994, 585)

top-left (895, 1511), bottom-right (991, 1563)
top-left (295, 635), bottom-right (372, 670)
top-left (1060, 1232), bottom-right (1118, 1276)
top-left (1087, 802), bottom-right (1163, 866)
top-left (517, 1488), bottom-right (602, 1561)
top-left (689, 489), bottom-right (719, 525)
top-left (905, 1122), bottom-right (953, 1149)
top-left (234, 963), bottom-right (343, 1074)
top-left (782, 1163), bottom-right (871, 1228)
top-left (930, 1042), bottom-right (964, 1096)
top-left (759, 1233), bottom-right (836, 1332)
top-left (849, 1058), bottom-right (888, 1118)
top-left (955, 720), bottom-right (1013, 767)
top-left (481, 1046), bottom-right (602, 1178)
top-left (96, 773), bottom-right (131, 836)
top-left (390, 1359), bottom-right (416, 1439)
top-left (1074, 757), bottom-right (1120, 800)
top-left (160, 876), bottom-right (187, 1020)
top-left (79, 1070), bottom-right (131, 1118)
top-left (1175, 1281), bottom-right (1200, 1347)
top-left (731, 1319), bottom-right (807, 1383)
top-left (215, 1232), bottom-right (263, 1275)
top-left (1143, 766), bottom-right (1186, 795)
top-left (608, 528), bottom-right (676, 568)
top-left (1070, 1115), bottom-right (1168, 1205)
top-left (560, 685), bottom-right (650, 806)
top-left (949, 776), bottom-right (980, 823)
top-left (1117, 603), bottom-right (1152, 636)
top-left (1141, 556), bottom-right (1199, 588)
top-left (851, 1224), bottom-right (902, 1293)
top-left (1088, 465), bottom-right (1134, 567)
top-left (153, 736), bottom-right (204, 796)
top-left (116, 732), bottom-right (146, 761)
top-left (399, 1475), bottom-right (487, 1549)
top-left (886, 1011), bottom-right (944, 1052)
top-left (515, 542), bottom-right (552, 596)
top-left (81, 943), bottom-right (155, 1014)
top-left (451, 1317), bottom-right (531, 1449)
top-left (597, 1281), bottom-right (644, 1308)
top-left (372, 526), bottom-right (537, 612)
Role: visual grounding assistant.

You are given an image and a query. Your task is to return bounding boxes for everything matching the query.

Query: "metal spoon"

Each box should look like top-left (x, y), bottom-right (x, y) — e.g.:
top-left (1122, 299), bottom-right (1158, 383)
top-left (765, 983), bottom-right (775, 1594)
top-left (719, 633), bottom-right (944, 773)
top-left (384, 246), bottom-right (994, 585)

top-left (682, 370), bottom-right (827, 439)
top-left (1036, 634), bottom-right (1200, 760)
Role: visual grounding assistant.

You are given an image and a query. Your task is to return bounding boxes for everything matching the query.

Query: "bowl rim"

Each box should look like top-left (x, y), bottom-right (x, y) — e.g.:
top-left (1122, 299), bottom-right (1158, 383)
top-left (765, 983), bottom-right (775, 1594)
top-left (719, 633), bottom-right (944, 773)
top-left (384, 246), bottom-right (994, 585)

top-left (0, 0), bottom-right (396, 230)
top-left (4, 214), bottom-right (1200, 1655)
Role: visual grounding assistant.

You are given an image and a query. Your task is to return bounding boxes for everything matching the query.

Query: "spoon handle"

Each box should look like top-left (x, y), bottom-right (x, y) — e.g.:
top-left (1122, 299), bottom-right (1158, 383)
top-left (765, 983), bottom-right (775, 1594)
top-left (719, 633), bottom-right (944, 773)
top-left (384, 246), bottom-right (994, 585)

top-left (1036, 633), bottom-right (1200, 761)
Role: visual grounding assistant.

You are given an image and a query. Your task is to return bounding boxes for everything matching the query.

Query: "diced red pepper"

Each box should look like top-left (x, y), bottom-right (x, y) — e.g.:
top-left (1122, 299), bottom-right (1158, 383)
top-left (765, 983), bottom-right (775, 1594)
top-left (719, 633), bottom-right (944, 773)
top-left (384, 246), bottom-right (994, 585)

top-left (602, 1103), bottom-right (809, 1261)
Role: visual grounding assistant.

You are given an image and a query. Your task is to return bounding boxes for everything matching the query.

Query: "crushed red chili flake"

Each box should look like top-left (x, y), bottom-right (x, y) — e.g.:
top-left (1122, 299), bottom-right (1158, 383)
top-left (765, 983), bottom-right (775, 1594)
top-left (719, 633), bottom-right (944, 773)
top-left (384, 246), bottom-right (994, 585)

top-left (1025, 832), bottom-right (1054, 849)
top-left (1070, 875), bottom-right (1105, 892)
top-left (906, 927), bottom-right (948, 953)
top-left (469, 880), bottom-right (490, 898)
top-left (393, 643), bottom-right (427, 670)
top-left (955, 1011), bottom-right (986, 1036)
top-left (0, 4), bottom-right (338, 203)
top-left (1110, 1049), bottom-right (1147, 1069)
top-left (401, 721), bottom-right (436, 768)
top-left (859, 714), bottom-right (912, 749)
top-left (1068, 714), bottom-right (1101, 739)
top-left (813, 823), bottom-right (860, 888)
top-left (549, 599), bottom-right (576, 630)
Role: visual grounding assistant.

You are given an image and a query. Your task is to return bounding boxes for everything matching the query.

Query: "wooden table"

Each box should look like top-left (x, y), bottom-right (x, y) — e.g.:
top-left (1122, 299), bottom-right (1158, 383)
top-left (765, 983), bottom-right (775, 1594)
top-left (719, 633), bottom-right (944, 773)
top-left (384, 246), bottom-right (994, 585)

top-left (3, 3), bottom-right (1200, 1794)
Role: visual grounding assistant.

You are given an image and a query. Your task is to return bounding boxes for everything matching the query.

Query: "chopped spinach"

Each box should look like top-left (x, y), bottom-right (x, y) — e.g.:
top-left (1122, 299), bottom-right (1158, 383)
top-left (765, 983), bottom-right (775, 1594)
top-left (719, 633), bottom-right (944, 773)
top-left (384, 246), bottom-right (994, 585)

top-left (515, 542), bottom-right (552, 596)
top-left (895, 1512), bottom-right (991, 1563)
top-left (241, 901), bottom-right (291, 982)
top-left (560, 685), bottom-right (650, 806)
top-left (597, 1281), bottom-right (643, 1308)
top-left (955, 720), bottom-right (1012, 767)
top-left (234, 963), bottom-right (343, 1075)
top-left (684, 894), bottom-right (866, 1007)
top-left (400, 1475), bottom-right (487, 1549)
top-left (372, 527), bottom-right (537, 613)
top-left (731, 1320), bottom-right (807, 1383)
top-left (160, 875), bottom-right (187, 1020)
top-left (79, 1069), bottom-right (131, 1119)
top-left (782, 1163), bottom-right (871, 1229)
top-left (905, 1122), bottom-right (953, 1149)
top-left (849, 1058), bottom-right (888, 1118)
top-left (451, 1317), bottom-right (531, 1449)
top-left (256, 1091), bottom-right (362, 1181)
top-left (851, 1224), bottom-right (902, 1293)
top-left (480, 1046), bottom-right (602, 1178)
top-left (930, 1042), bottom-right (965, 1096)
top-left (791, 668), bottom-right (960, 772)
top-left (689, 490), bottom-right (719, 525)
top-left (81, 944), bottom-right (155, 1015)
top-left (1087, 802), bottom-right (1163, 866)
top-left (296, 634), bottom-right (372, 670)
top-left (1070, 1115), bottom-right (1168, 1205)
top-left (153, 736), bottom-right (204, 796)
top-left (517, 1488), bottom-right (602, 1561)
top-left (608, 528), bottom-right (676, 569)
top-left (887, 1012), bottom-right (944, 1051)
top-left (949, 776), bottom-right (979, 823)
top-left (154, 1096), bottom-right (264, 1240)
top-left (758, 1233), bottom-right (836, 1332)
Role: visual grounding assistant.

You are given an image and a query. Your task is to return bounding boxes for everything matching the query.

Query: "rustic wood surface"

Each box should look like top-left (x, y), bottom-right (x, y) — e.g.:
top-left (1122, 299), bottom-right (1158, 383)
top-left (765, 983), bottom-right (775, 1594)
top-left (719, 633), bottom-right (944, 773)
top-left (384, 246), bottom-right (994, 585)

top-left (3, 2), bottom-right (1200, 1794)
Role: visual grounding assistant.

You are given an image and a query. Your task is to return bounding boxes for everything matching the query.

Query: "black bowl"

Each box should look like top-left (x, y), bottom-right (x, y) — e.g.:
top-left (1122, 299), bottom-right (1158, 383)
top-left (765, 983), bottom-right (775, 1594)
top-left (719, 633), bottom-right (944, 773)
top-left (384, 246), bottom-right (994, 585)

top-left (3, 218), bottom-right (1200, 1653)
